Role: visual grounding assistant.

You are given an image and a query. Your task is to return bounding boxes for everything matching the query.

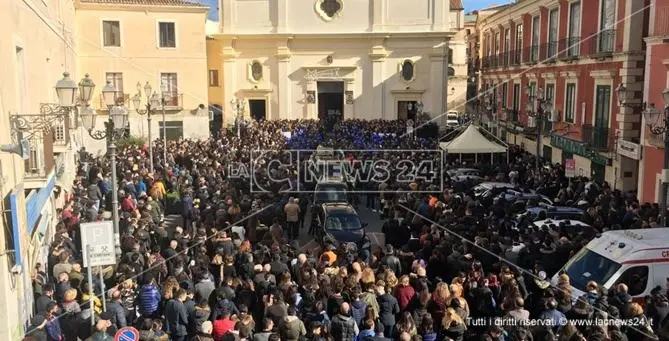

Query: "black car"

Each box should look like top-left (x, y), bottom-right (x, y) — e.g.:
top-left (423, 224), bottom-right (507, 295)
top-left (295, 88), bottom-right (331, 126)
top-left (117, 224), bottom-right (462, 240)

top-left (314, 203), bottom-right (367, 245)
top-left (313, 181), bottom-right (349, 205)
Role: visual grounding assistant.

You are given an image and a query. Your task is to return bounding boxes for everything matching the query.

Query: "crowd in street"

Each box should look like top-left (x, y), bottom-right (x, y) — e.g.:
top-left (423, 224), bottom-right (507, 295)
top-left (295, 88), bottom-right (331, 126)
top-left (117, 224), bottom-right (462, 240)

top-left (23, 119), bottom-right (669, 341)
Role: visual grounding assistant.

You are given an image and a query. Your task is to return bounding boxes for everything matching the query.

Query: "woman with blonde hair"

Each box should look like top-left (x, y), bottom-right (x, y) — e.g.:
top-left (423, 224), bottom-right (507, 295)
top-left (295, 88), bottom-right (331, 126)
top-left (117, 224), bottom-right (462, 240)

top-left (627, 303), bottom-right (654, 341)
top-left (395, 275), bottom-right (416, 312)
top-left (449, 283), bottom-right (470, 318)
top-left (62, 288), bottom-right (81, 314)
top-left (428, 282), bottom-right (451, 330)
top-left (360, 267), bottom-right (376, 289)
top-left (441, 308), bottom-right (466, 341)
top-left (396, 311), bottom-right (418, 337)
top-left (384, 269), bottom-right (399, 291)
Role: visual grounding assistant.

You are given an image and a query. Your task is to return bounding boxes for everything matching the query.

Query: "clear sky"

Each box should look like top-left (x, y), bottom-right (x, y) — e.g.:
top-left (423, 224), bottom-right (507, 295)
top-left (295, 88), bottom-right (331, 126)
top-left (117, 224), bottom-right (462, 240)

top-left (464, 0), bottom-right (512, 12)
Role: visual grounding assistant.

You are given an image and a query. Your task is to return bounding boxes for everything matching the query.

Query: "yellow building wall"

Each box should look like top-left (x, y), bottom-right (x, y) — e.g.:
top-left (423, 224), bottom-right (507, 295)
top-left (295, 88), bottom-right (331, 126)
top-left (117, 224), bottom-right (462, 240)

top-left (207, 39), bottom-right (225, 108)
top-left (76, 5), bottom-right (209, 151)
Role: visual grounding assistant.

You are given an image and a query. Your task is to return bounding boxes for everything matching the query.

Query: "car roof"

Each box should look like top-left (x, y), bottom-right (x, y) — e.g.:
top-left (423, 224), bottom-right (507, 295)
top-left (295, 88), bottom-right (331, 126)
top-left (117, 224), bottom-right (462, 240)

top-left (477, 182), bottom-right (514, 188)
top-left (323, 203), bottom-right (357, 214)
top-left (533, 219), bottom-right (591, 228)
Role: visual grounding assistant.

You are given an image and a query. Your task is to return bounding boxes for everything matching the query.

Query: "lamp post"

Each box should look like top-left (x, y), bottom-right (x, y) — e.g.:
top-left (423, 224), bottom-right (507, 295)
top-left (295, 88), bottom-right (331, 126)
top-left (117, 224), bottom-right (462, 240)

top-left (80, 81), bottom-right (128, 260)
top-left (525, 85), bottom-right (553, 172)
top-left (132, 82), bottom-right (162, 172)
top-left (230, 97), bottom-right (245, 138)
top-left (643, 89), bottom-right (669, 225)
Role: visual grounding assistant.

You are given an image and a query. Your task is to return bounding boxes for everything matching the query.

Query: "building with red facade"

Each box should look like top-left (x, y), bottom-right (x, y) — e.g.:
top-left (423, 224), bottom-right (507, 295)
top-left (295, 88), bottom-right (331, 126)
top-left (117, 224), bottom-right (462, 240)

top-left (477, 0), bottom-right (648, 192)
top-left (639, 0), bottom-right (669, 203)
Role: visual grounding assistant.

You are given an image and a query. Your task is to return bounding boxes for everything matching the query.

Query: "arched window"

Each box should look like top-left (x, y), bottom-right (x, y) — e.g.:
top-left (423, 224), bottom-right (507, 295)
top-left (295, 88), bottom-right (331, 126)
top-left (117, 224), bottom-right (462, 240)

top-left (251, 61), bottom-right (263, 81)
top-left (401, 60), bottom-right (414, 81)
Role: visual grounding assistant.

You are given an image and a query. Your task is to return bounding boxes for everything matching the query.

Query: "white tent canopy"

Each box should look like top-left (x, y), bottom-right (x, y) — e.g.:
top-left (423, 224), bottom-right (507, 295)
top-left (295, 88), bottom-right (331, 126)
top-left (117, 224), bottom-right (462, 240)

top-left (439, 125), bottom-right (508, 154)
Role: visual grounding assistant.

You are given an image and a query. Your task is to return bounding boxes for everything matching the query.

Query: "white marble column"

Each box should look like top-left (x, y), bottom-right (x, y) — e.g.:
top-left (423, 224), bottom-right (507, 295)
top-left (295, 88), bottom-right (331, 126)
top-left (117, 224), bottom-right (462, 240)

top-left (222, 46), bottom-right (238, 127)
top-left (345, 80), bottom-right (355, 119)
top-left (277, 46), bottom-right (291, 119)
top-left (430, 52), bottom-right (445, 121)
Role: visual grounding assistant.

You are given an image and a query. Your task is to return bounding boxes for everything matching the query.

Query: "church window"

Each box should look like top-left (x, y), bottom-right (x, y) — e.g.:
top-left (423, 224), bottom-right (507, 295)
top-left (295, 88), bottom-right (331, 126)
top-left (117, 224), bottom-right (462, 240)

top-left (401, 60), bottom-right (415, 82)
top-left (251, 61), bottom-right (263, 82)
top-left (321, 0), bottom-right (342, 18)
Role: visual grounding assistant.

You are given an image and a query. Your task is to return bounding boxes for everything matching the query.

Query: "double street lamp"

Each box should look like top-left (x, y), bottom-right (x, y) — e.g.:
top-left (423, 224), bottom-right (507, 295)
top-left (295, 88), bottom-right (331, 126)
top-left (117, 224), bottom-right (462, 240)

top-left (79, 80), bottom-right (128, 260)
top-left (642, 88), bottom-right (669, 226)
top-left (132, 82), bottom-right (164, 173)
top-left (230, 97), bottom-right (246, 138)
top-left (525, 85), bottom-right (554, 172)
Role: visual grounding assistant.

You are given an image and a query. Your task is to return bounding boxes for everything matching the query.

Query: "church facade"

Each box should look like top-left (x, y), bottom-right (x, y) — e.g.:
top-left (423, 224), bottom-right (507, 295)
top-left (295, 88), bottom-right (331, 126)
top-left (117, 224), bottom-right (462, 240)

top-left (207, 0), bottom-right (460, 125)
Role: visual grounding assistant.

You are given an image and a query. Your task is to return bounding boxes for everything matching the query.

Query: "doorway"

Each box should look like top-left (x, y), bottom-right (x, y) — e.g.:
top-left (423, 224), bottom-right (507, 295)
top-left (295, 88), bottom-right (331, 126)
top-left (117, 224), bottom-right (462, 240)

top-left (249, 99), bottom-right (267, 121)
top-left (317, 81), bottom-right (344, 130)
top-left (397, 101), bottom-right (418, 121)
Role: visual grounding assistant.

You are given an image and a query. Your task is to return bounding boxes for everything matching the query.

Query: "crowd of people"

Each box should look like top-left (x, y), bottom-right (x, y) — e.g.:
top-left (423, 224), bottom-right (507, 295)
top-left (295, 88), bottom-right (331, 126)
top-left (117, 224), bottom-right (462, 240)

top-left (24, 119), bottom-right (669, 341)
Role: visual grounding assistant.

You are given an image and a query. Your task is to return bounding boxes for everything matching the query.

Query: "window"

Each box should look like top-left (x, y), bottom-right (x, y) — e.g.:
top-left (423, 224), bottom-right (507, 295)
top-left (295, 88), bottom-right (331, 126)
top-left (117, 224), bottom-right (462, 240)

top-left (568, 1), bottom-right (581, 56)
top-left (502, 83), bottom-right (508, 108)
top-left (160, 73), bottom-right (179, 106)
top-left (513, 84), bottom-right (520, 111)
top-left (105, 72), bottom-right (124, 95)
top-left (615, 266), bottom-right (649, 296)
top-left (320, 0), bottom-right (341, 18)
top-left (494, 32), bottom-right (500, 54)
top-left (158, 22), bottom-right (176, 48)
top-left (448, 48), bottom-right (454, 64)
top-left (594, 85), bottom-right (611, 128)
top-left (54, 123), bottom-right (65, 143)
top-left (251, 61), bottom-right (263, 82)
top-left (102, 20), bottom-right (121, 47)
top-left (565, 83), bottom-right (576, 123)
top-left (515, 24), bottom-right (523, 63)
top-left (548, 9), bottom-right (559, 58)
top-left (545, 84), bottom-right (554, 106)
top-left (447, 67), bottom-right (455, 77)
top-left (158, 121), bottom-right (184, 141)
top-left (531, 16), bottom-right (540, 62)
top-left (504, 29), bottom-right (510, 65)
top-left (400, 60), bottom-right (415, 82)
top-left (599, 0), bottom-right (615, 52)
top-left (208, 70), bottom-right (219, 87)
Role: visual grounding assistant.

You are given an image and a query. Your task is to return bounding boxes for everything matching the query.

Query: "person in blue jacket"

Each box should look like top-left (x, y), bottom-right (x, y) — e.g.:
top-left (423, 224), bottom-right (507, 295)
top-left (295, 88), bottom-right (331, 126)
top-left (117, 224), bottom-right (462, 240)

top-left (138, 274), bottom-right (162, 318)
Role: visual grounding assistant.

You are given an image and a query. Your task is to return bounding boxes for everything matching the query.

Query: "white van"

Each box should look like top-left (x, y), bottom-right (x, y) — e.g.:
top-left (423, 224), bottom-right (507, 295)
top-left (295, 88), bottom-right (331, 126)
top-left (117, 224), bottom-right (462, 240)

top-left (446, 112), bottom-right (459, 127)
top-left (552, 228), bottom-right (669, 301)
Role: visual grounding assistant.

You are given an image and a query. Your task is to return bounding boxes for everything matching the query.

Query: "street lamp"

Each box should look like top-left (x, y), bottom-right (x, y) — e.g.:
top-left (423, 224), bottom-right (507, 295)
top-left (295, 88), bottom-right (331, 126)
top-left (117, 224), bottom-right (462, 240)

top-left (230, 97), bottom-right (246, 138)
top-left (132, 81), bottom-right (163, 172)
top-left (81, 83), bottom-right (128, 261)
top-left (644, 96), bottom-right (669, 225)
top-left (525, 85), bottom-right (553, 172)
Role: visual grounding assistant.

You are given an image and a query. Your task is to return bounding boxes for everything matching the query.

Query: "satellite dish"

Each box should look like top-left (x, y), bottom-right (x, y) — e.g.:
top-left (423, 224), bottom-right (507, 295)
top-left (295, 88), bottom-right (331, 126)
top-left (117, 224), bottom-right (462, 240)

top-left (0, 139), bottom-right (30, 160)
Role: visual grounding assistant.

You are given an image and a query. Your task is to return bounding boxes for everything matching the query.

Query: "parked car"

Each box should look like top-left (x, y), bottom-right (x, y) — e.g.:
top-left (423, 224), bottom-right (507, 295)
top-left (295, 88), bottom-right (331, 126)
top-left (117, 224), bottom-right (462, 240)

top-left (517, 206), bottom-right (584, 222)
top-left (313, 203), bottom-right (367, 245)
top-left (446, 112), bottom-right (459, 127)
top-left (498, 189), bottom-right (554, 207)
top-left (313, 180), bottom-right (349, 206)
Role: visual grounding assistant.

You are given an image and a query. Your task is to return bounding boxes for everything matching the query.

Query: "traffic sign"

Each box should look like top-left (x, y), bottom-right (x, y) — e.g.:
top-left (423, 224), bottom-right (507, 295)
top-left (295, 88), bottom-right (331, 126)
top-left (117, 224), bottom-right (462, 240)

top-left (115, 326), bottom-right (139, 341)
top-left (80, 221), bottom-right (116, 267)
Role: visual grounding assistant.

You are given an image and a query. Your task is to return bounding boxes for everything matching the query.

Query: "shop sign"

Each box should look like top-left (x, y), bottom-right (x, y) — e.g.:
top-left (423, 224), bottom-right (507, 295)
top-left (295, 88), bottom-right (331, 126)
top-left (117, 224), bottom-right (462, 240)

top-left (617, 139), bottom-right (642, 160)
top-left (550, 134), bottom-right (609, 165)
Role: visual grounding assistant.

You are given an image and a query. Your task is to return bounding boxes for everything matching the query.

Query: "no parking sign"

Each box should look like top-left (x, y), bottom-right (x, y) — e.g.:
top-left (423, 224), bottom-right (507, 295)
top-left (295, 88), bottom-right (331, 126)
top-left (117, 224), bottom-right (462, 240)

top-left (115, 327), bottom-right (139, 341)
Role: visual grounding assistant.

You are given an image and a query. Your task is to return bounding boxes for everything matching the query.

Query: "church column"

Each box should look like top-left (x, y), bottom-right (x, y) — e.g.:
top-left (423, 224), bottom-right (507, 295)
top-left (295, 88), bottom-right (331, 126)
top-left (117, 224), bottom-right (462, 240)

top-left (222, 45), bottom-right (238, 127)
top-left (370, 45), bottom-right (388, 120)
top-left (430, 45), bottom-right (446, 125)
top-left (276, 45), bottom-right (292, 119)
top-left (344, 80), bottom-right (355, 119)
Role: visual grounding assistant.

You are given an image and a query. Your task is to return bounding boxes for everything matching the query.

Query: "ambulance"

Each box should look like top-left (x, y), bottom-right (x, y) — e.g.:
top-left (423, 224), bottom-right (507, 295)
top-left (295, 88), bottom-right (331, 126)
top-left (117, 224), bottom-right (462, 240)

top-left (552, 228), bottom-right (669, 301)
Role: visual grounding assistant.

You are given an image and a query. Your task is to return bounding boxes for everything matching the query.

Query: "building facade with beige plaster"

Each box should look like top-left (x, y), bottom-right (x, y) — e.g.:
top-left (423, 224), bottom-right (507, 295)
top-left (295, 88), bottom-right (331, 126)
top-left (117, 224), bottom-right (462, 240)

top-left (207, 0), bottom-right (459, 126)
top-left (76, 0), bottom-right (210, 153)
top-left (0, 0), bottom-right (81, 338)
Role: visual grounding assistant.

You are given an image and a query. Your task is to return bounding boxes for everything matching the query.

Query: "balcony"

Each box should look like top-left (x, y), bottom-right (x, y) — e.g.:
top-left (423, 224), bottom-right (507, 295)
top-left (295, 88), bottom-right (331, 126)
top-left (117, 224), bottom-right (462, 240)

top-left (512, 49), bottom-right (522, 65)
top-left (582, 124), bottom-right (612, 151)
top-left (501, 51), bottom-right (510, 67)
top-left (507, 109), bottom-right (520, 122)
top-left (584, 29), bottom-right (617, 57)
top-left (163, 93), bottom-right (184, 110)
top-left (24, 134), bottom-right (55, 189)
top-left (99, 93), bottom-right (130, 109)
top-left (545, 42), bottom-right (558, 62)
top-left (558, 36), bottom-right (580, 60)
top-left (525, 45), bottom-right (539, 64)
top-left (481, 57), bottom-right (490, 70)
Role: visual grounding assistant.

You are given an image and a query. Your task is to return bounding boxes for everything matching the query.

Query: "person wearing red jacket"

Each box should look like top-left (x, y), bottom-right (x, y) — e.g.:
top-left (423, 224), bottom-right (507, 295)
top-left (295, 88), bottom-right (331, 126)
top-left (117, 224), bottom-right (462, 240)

top-left (212, 309), bottom-right (236, 341)
top-left (394, 275), bottom-right (416, 312)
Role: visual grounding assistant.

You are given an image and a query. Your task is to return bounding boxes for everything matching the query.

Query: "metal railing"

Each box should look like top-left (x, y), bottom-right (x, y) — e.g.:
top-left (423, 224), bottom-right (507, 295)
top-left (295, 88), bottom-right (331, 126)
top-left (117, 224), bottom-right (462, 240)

top-left (99, 93), bottom-right (130, 109)
top-left (526, 44), bottom-right (539, 64)
top-left (558, 36), bottom-right (580, 59)
top-left (508, 109), bottom-right (520, 122)
top-left (502, 51), bottom-right (510, 66)
top-left (53, 121), bottom-right (67, 145)
top-left (163, 93), bottom-right (183, 109)
top-left (585, 29), bottom-right (616, 56)
top-left (582, 124), bottom-right (612, 151)
top-left (546, 42), bottom-right (558, 60)
top-left (512, 49), bottom-right (522, 65)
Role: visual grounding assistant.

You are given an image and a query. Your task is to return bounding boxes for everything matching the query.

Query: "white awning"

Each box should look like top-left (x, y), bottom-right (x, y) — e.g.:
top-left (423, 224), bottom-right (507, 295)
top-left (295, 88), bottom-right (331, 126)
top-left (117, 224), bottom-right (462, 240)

top-left (439, 125), bottom-right (507, 154)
